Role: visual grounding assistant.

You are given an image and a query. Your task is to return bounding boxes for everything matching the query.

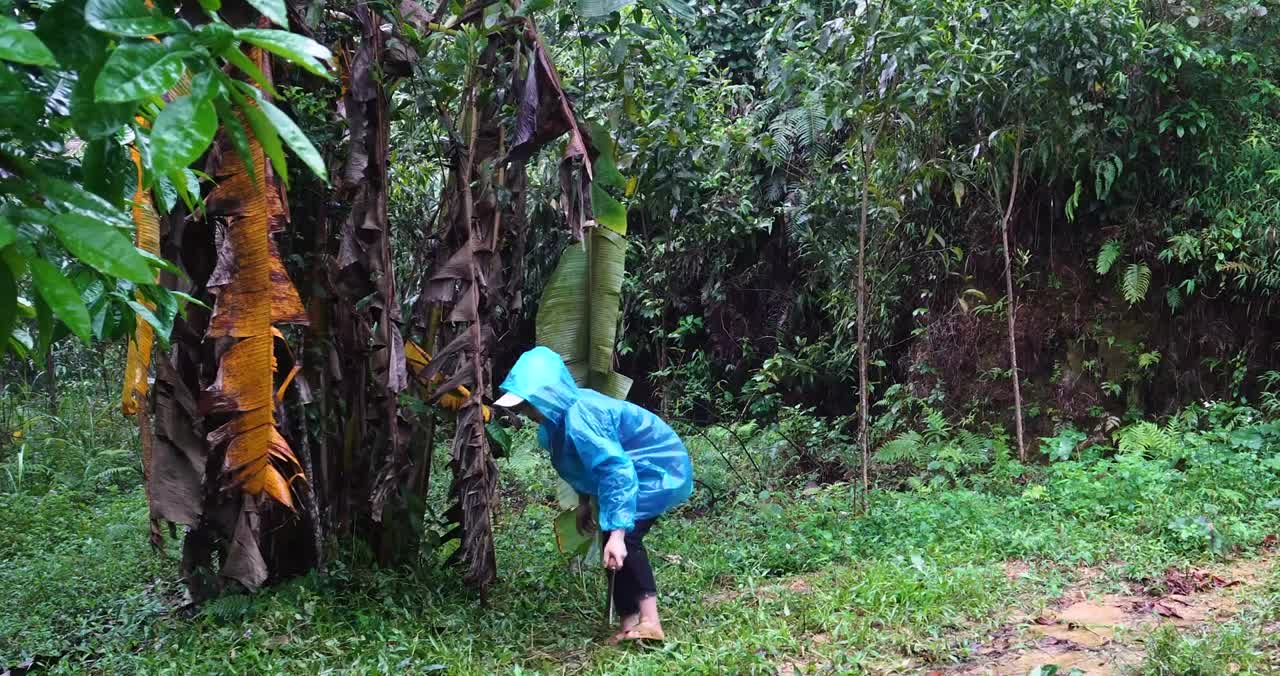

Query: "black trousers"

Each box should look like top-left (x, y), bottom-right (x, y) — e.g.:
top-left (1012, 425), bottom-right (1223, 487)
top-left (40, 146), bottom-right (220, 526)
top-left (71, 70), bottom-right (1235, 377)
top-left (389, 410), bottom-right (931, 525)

top-left (610, 518), bottom-right (657, 616)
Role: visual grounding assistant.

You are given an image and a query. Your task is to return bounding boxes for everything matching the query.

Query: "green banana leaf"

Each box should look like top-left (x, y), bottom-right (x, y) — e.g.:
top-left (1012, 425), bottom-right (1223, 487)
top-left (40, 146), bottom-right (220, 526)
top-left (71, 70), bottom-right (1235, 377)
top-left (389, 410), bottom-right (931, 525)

top-left (535, 226), bottom-right (633, 400)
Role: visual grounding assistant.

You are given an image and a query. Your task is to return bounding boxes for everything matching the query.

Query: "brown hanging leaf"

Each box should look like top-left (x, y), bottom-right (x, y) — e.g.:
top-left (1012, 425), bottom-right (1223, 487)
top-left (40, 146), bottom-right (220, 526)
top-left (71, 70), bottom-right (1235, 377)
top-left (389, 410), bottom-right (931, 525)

top-left (203, 72), bottom-right (306, 509)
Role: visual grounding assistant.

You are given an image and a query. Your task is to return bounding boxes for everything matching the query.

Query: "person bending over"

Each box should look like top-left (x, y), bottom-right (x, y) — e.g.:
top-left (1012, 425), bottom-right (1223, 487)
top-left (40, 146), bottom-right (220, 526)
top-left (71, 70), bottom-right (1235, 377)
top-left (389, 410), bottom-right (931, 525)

top-left (494, 346), bottom-right (693, 643)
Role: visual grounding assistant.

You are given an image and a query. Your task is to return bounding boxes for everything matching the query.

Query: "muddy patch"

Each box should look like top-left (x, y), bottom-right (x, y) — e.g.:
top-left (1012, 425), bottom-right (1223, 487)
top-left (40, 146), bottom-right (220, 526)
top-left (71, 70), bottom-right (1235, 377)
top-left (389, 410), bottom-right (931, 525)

top-left (948, 552), bottom-right (1276, 675)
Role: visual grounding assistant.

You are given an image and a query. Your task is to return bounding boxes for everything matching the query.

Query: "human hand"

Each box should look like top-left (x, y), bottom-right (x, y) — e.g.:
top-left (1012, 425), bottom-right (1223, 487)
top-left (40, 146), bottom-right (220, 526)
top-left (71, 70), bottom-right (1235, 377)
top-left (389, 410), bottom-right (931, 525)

top-left (602, 530), bottom-right (627, 570)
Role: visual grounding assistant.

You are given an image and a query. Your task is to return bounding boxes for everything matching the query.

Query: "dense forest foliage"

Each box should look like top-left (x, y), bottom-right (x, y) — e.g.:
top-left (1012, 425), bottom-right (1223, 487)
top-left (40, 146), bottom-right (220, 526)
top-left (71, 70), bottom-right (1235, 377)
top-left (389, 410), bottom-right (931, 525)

top-left (4, 0), bottom-right (1280, 670)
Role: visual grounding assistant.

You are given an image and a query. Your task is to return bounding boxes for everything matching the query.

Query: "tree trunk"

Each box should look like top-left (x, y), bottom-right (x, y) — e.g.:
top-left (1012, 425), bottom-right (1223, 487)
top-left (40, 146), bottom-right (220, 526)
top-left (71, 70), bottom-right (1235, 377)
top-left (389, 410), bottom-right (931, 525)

top-left (999, 130), bottom-right (1026, 461)
top-left (857, 141), bottom-right (871, 494)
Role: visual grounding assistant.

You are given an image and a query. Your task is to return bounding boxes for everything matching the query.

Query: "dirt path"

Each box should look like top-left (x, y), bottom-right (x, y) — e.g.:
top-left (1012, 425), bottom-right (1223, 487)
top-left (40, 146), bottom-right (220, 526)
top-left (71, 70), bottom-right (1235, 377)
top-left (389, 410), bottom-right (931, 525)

top-left (949, 551), bottom-right (1278, 675)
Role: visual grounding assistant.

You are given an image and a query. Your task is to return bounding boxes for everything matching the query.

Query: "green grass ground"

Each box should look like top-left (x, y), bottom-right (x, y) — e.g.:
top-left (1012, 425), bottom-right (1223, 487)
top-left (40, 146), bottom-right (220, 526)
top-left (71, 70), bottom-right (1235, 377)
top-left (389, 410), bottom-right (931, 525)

top-left (3, 397), bottom-right (1280, 674)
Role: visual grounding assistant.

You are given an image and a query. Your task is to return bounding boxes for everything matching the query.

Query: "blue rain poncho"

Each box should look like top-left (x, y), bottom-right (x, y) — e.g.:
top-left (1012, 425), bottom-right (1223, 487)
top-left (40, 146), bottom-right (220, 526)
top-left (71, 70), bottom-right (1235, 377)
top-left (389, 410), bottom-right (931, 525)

top-left (498, 347), bottom-right (693, 533)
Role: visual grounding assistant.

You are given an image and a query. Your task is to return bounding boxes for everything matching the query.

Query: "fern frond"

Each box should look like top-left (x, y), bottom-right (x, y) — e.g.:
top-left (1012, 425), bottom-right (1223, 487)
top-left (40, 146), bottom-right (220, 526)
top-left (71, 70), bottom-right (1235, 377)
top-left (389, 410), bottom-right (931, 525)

top-left (1121, 262), bottom-right (1151, 305)
top-left (1096, 241), bottom-right (1122, 275)
top-left (875, 431), bottom-right (926, 464)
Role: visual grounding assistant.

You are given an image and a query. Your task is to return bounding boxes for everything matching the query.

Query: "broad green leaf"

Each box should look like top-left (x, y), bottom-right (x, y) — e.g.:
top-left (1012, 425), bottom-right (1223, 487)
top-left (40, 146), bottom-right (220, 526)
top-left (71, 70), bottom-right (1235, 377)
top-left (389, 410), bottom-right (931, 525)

top-left (0, 214), bottom-right (14, 250)
top-left (154, 173), bottom-right (178, 214)
top-left (30, 258), bottom-right (92, 343)
top-left (486, 422), bottom-right (512, 455)
top-left (245, 0), bottom-right (288, 28)
top-left (72, 59), bottom-right (136, 140)
top-left (173, 168), bottom-right (201, 211)
top-left (37, 176), bottom-right (133, 229)
top-left (556, 479), bottom-right (580, 510)
top-left (0, 260), bottom-right (15, 357)
top-left (553, 508), bottom-right (594, 556)
top-left (36, 1), bottom-right (106, 71)
top-left (247, 87), bottom-right (328, 183)
top-left (576, 0), bottom-right (633, 18)
top-left (0, 17), bottom-right (56, 65)
top-left (187, 70), bottom-right (221, 103)
top-left (95, 41), bottom-right (187, 103)
top-left (0, 63), bottom-right (42, 127)
top-left (590, 183), bottom-right (627, 235)
top-left (587, 122), bottom-right (625, 188)
top-left (85, 0), bottom-right (179, 37)
top-left (90, 295), bottom-right (127, 340)
top-left (152, 94), bottom-right (218, 176)
top-left (50, 213), bottom-right (154, 284)
top-left (9, 327), bottom-right (34, 357)
top-left (82, 139), bottom-right (130, 205)
top-left (194, 22), bottom-right (233, 53)
top-left (234, 29), bottom-right (332, 79)
top-left (536, 228), bottom-right (632, 399)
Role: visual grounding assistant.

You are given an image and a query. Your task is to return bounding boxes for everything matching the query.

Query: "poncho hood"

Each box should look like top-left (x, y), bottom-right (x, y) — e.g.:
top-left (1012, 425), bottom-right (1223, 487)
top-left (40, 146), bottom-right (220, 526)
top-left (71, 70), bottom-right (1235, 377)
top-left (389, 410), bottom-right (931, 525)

top-left (496, 346), bottom-right (580, 427)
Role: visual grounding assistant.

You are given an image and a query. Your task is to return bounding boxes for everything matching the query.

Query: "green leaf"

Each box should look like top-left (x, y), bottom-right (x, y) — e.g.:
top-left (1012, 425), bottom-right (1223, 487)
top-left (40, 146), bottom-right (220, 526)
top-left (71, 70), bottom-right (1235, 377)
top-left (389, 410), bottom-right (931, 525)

top-left (515, 0), bottom-right (554, 17)
top-left (30, 258), bottom-right (92, 344)
top-left (556, 479), bottom-right (580, 510)
top-left (1121, 262), bottom-right (1151, 305)
top-left (0, 214), bottom-right (14, 250)
top-left (85, 0), bottom-right (179, 37)
top-left (37, 1), bottom-right (107, 71)
top-left (646, 0), bottom-right (695, 21)
top-left (221, 46), bottom-right (279, 98)
top-left (9, 327), bottom-right (34, 357)
top-left (90, 294), bottom-right (127, 340)
top-left (72, 59), bottom-right (136, 140)
top-left (244, 0), bottom-right (288, 28)
top-left (587, 122), bottom-right (625, 188)
top-left (131, 284), bottom-right (177, 340)
top-left (154, 173), bottom-right (178, 214)
top-left (536, 228), bottom-right (632, 399)
top-left (234, 29), bottom-right (331, 79)
top-left (37, 176), bottom-right (133, 229)
top-left (152, 95), bottom-right (218, 176)
top-left (95, 41), bottom-right (187, 103)
top-left (590, 183), bottom-right (627, 235)
top-left (0, 17), bottom-right (56, 66)
top-left (50, 213), bottom-right (154, 284)
top-left (173, 168), bottom-right (201, 211)
top-left (485, 422), bottom-right (512, 455)
top-left (0, 260), bottom-right (15, 358)
top-left (0, 63), bottom-right (43, 127)
top-left (1095, 241), bottom-right (1121, 276)
top-left (82, 138), bottom-right (130, 205)
top-left (576, 0), bottom-right (633, 18)
top-left (247, 88), bottom-right (328, 183)
top-left (553, 508), bottom-right (594, 556)
top-left (233, 89), bottom-right (288, 184)
top-left (214, 97), bottom-right (257, 184)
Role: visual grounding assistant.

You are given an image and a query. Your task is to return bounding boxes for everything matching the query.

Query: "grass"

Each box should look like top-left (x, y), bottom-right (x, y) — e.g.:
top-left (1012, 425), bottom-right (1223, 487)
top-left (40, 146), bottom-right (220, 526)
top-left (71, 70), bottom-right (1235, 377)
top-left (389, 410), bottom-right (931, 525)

top-left (2, 390), bottom-right (1280, 673)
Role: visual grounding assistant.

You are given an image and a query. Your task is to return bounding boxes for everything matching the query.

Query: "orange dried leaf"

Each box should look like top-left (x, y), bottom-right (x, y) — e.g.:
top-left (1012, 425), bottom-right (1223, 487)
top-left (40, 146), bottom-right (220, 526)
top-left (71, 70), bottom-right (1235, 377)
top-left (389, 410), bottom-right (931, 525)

top-left (121, 147), bottom-right (161, 416)
top-left (202, 70), bottom-right (305, 510)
